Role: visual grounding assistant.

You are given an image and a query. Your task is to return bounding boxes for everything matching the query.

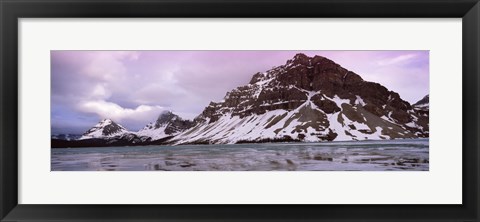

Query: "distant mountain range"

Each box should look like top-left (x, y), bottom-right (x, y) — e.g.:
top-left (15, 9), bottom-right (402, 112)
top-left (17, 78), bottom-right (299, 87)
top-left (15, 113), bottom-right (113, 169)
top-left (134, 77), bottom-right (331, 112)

top-left (52, 53), bottom-right (429, 148)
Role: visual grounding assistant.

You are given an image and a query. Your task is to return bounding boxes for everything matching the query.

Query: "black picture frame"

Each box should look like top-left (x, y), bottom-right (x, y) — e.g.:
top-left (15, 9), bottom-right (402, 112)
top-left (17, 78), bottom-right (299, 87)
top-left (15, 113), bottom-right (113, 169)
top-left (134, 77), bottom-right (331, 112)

top-left (1, 0), bottom-right (479, 221)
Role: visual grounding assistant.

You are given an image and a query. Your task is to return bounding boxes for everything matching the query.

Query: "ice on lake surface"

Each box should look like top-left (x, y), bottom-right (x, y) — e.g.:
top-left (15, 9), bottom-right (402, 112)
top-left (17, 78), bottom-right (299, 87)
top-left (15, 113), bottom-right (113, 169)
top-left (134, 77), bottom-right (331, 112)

top-left (51, 139), bottom-right (429, 171)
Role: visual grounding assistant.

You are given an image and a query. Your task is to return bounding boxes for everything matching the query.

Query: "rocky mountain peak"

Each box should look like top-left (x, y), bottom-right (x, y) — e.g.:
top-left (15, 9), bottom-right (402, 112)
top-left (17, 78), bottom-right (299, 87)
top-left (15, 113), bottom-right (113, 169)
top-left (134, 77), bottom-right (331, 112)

top-left (413, 94), bottom-right (429, 107)
top-left (79, 119), bottom-right (128, 140)
top-left (286, 53), bottom-right (331, 67)
top-left (137, 111), bottom-right (194, 140)
top-left (96, 118), bottom-right (114, 127)
top-left (176, 54), bottom-right (429, 144)
top-left (288, 53), bottom-right (311, 65)
top-left (155, 111), bottom-right (177, 127)
top-left (413, 94), bottom-right (429, 117)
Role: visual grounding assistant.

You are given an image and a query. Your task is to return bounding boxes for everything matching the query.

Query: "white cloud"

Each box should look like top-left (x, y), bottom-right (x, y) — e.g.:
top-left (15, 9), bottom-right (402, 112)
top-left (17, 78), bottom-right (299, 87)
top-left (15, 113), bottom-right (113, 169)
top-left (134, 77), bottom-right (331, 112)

top-left (76, 100), bottom-right (164, 124)
top-left (377, 54), bottom-right (417, 66)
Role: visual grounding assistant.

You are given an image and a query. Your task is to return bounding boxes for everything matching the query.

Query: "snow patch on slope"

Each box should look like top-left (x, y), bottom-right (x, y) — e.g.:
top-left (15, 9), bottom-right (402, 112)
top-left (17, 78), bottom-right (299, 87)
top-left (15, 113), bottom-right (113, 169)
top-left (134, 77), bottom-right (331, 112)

top-left (136, 124), bottom-right (170, 140)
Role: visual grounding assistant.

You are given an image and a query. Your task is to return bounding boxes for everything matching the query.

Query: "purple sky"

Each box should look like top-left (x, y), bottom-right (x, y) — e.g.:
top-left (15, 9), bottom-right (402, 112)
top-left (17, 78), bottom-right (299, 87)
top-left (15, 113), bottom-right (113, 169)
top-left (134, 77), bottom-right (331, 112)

top-left (51, 50), bottom-right (429, 134)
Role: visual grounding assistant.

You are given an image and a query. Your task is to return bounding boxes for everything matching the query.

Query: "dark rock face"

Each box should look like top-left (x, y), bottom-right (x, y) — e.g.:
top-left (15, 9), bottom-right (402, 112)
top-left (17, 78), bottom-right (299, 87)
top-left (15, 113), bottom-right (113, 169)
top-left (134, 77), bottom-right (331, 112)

top-left (154, 111), bottom-right (194, 135)
top-left (311, 94), bottom-right (340, 114)
top-left (101, 123), bottom-right (124, 136)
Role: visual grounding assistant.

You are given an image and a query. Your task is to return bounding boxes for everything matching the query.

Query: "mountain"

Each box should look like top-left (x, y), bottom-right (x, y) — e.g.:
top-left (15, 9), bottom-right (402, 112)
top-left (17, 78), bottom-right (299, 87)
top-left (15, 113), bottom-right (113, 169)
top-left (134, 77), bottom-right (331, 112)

top-left (413, 94), bottom-right (429, 109)
top-left (78, 119), bottom-right (129, 140)
top-left (171, 53), bottom-right (429, 144)
top-left (412, 94), bottom-right (429, 131)
top-left (69, 111), bottom-right (193, 145)
top-left (52, 115), bottom-right (182, 148)
top-left (136, 111), bottom-right (194, 140)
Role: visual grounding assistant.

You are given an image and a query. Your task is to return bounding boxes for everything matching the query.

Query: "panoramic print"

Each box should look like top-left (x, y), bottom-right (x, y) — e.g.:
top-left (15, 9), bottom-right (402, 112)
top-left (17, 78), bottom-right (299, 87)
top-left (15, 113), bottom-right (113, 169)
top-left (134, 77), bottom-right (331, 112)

top-left (51, 51), bottom-right (429, 171)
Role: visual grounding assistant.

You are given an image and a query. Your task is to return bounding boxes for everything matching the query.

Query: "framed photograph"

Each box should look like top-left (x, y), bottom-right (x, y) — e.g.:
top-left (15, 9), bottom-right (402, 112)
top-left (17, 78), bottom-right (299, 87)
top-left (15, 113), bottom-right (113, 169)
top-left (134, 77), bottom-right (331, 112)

top-left (50, 50), bottom-right (431, 171)
top-left (1, 0), bottom-right (479, 221)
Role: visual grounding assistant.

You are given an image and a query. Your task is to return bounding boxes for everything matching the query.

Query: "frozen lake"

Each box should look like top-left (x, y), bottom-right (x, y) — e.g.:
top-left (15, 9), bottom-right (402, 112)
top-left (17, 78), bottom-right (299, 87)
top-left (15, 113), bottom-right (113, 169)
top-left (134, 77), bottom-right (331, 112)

top-left (51, 139), bottom-right (429, 171)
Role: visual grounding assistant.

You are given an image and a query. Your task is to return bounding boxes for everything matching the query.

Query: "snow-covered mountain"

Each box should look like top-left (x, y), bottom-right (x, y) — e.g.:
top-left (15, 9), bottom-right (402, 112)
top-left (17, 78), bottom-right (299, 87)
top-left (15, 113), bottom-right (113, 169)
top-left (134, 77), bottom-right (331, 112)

top-left (78, 119), bottom-right (129, 140)
top-left (136, 111), bottom-right (194, 140)
top-left (171, 53), bottom-right (429, 144)
top-left (73, 112), bottom-right (193, 142)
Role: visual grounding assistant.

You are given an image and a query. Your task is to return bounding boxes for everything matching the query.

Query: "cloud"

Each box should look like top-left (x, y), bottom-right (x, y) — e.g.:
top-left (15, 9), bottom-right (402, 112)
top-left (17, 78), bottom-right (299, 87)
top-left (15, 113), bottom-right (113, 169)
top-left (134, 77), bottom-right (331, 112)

top-left (377, 54), bottom-right (418, 66)
top-left (51, 51), bottom-right (141, 100)
top-left (76, 100), bottom-right (165, 127)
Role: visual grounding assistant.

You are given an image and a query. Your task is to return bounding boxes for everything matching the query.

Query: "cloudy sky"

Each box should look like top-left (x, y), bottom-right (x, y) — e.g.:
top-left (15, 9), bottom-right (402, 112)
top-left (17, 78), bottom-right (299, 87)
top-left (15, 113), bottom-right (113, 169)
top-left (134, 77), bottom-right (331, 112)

top-left (51, 50), bottom-right (429, 134)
